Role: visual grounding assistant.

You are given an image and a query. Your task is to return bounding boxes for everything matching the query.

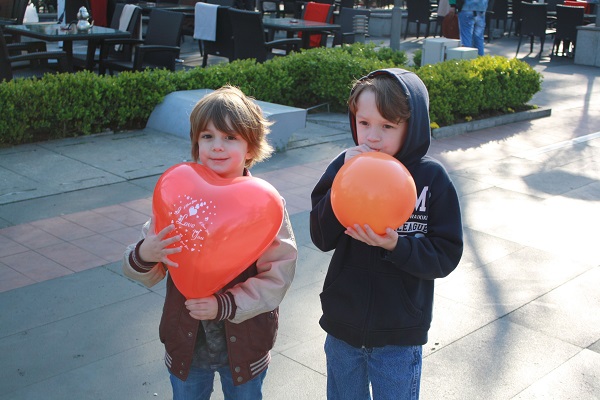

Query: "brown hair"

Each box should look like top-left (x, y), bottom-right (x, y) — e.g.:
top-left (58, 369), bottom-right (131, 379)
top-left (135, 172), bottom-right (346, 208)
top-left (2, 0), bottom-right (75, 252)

top-left (348, 74), bottom-right (411, 124)
top-left (189, 86), bottom-right (274, 168)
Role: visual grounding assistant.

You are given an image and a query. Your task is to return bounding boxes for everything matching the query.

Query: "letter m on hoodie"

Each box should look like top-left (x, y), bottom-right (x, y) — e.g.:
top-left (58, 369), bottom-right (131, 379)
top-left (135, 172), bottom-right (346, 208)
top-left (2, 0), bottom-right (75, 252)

top-left (415, 186), bottom-right (429, 212)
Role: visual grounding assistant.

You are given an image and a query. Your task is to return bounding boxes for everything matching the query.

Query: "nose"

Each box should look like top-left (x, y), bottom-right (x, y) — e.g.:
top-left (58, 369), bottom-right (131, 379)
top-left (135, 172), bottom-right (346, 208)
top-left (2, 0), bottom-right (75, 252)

top-left (366, 128), bottom-right (381, 143)
top-left (211, 137), bottom-right (224, 151)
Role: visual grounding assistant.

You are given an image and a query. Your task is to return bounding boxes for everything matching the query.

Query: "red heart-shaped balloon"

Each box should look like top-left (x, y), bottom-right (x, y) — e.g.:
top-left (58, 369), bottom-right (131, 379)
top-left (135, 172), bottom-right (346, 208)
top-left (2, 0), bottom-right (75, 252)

top-left (152, 163), bottom-right (284, 299)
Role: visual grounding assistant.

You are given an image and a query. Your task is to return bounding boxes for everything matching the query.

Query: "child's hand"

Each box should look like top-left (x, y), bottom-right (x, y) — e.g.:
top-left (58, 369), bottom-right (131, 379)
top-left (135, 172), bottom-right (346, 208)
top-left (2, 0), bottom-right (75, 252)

top-left (139, 218), bottom-right (182, 268)
top-left (344, 144), bottom-right (372, 163)
top-left (185, 296), bottom-right (218, 320)
top-left (345, 224), bottom-right (398, 251)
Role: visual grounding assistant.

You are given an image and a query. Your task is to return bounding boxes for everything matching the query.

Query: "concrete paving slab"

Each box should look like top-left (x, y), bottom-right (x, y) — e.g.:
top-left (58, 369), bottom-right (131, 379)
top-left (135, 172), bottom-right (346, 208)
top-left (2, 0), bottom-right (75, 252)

top-left (38, 130), bottom-right (192, 180)
top-left (278, 333), bottom-right (328, 376)
top-left (0, 292), bottom-right (163, 395)
top-left (453, 154), bottom-right (597, 198)
top-left (0, 266), bottom-right (149, 338)
top-left (263, 353), bottom-right (327, 400)
top-left (289, 245), bottom-right (330, 291)
top-left (435, 247), bottom-right (593, 318)
top-left (426, 295), bottom-right (498, 358)
top-left (0, 147), bottom-right (125, 205)
top-left (276, 283), bottom-right (324, 346)
top-left (590, 339), bottom-right (600, 354)
top-left (421, 319), bottom-right (582, 400)
top-left (0, 340), bottom-right (169, 400)
top-left (453, 227), bottom-right (525, 274)
top-left (0, 181), bottom-right (155, 226)
top-left (513, 349), bottom-right (600, 399)
top-left (505, 266), bottom-right (600, 348)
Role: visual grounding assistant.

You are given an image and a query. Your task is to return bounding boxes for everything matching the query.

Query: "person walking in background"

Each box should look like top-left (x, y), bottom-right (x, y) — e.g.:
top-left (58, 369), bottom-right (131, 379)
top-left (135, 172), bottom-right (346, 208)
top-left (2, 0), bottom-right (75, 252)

top-left (457, 0), bottom-right (489, 55)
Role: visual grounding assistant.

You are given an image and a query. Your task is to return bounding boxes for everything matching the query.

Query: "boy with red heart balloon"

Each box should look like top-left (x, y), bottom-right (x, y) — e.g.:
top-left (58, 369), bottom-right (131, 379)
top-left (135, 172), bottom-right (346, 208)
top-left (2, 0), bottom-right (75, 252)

top-left (123, 86), bottom-right (297, 399)
top-left (310, 69), bottom-right (464, 399)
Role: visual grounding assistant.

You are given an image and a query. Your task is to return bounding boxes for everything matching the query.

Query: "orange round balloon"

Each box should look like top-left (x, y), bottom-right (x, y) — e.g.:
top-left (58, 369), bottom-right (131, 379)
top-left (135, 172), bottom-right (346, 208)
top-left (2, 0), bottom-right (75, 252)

top-left (331, 152), bottom-right (417, 235)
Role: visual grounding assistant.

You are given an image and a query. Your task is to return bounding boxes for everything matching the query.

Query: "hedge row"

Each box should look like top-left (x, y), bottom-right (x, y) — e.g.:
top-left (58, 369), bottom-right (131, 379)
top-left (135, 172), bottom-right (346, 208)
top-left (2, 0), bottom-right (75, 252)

top-left (0, 44), bottom-right (541, 145)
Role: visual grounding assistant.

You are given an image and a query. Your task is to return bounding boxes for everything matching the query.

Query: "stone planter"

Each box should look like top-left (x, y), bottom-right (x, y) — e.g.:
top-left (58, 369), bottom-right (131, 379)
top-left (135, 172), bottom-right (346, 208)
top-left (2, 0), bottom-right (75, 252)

top-left (574, 24), bottom-right (600, 67)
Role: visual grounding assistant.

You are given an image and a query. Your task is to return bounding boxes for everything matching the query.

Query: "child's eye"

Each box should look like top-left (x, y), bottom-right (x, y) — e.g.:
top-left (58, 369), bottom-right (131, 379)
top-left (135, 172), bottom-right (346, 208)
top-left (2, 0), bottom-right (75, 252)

top-left (358, 121), bottom-right (368, 126)
top-left (200, 133), bottom-right (212, 139)
top-left (383, 124), bottom-right (395, 129)
top-left (226, 135), bottom-right (238, 140)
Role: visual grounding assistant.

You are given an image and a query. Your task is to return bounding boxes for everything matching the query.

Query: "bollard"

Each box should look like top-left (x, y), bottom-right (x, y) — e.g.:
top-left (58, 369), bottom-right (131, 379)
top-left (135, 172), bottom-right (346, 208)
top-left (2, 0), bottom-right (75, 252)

top-left (353, 14), bottom-right (368, 44)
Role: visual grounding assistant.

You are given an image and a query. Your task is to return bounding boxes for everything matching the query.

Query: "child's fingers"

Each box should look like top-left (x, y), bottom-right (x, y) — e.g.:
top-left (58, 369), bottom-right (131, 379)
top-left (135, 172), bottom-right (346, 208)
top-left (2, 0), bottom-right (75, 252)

top-left (162, 258), bottom-right (179, 268)
top-left (157, 224), bottom-right (176, 239)
top-left (165, 234), bottom-right (181, 245)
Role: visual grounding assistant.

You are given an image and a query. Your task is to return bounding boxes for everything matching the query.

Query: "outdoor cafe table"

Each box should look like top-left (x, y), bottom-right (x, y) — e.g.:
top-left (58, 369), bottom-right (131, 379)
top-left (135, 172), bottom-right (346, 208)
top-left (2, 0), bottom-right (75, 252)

top-left (262, 17), bottom-right (341, 49)
top-left (3, 23), bottom-right (131, 70)
top-left (136, 1), bottom-right (195, 15)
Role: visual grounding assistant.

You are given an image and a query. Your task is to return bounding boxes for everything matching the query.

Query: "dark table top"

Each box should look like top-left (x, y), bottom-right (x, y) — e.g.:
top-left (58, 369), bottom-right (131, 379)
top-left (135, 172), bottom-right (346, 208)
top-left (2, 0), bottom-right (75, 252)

top-left (136, 2), bottom-right (195, 12)
top-left (3, 23), bottom-right (130, 42)
top-left (263, 17), bottom-right (340, 32)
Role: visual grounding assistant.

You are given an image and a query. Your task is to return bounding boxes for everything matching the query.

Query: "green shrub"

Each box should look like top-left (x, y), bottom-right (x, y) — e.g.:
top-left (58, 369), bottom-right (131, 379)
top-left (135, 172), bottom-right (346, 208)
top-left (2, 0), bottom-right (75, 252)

top-left (419, 56), bottom-right (542, 126)
top-left (0, 44), bottom-right (542, 145)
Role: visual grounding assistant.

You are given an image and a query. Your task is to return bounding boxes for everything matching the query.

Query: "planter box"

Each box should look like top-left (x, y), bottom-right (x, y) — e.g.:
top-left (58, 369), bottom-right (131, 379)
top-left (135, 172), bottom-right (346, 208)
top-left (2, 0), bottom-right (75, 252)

top-left (147, 89), bottom-right (306, 150)
top-left (432, 107), bottom-right (552, 139)
top-left (574, 24), bottom-right (600, 67)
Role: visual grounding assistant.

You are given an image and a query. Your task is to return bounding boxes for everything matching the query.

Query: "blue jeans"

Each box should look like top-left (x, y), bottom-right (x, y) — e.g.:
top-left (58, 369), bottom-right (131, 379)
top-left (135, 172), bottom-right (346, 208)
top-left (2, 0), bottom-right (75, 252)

top-left (458, 10), bottom-right (486, 56)
top-left (325, 334), bottom-right (422, 400)
top-left (170, 366), bottom-right (267, 400)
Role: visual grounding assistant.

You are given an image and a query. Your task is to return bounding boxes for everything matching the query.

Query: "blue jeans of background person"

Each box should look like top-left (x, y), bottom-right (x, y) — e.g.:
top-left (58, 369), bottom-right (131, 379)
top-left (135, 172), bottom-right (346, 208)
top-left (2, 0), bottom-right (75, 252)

top-left (458, 10), bottom-right (486, 55)
top-left (170, 366), bottom-right (267, 400)
top-left (325, 334), bottom-right (422, 400)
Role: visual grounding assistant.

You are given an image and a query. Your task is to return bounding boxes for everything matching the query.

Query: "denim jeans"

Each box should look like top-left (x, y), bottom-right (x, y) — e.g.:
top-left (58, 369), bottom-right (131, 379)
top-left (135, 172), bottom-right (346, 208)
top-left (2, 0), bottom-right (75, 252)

top-left (324, 334), bottom-right (422, 400)
top-left (458, 10), bottom-right (486, 56)
top-left (169, 366), bottom-right (267, 400)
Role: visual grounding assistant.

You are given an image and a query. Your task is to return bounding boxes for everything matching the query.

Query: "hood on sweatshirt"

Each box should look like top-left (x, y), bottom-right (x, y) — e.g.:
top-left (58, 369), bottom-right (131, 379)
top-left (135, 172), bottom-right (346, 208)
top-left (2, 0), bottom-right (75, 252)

top-left (349, 68), bottom-right (431, 167)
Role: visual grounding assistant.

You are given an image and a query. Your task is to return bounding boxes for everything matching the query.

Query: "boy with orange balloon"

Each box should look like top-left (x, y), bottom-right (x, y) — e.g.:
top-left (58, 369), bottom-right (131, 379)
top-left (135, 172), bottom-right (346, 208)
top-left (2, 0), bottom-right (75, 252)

top-left (310, 69), bottom-right (464, 399)
top-left (122, 86), bottom-right (297, 399)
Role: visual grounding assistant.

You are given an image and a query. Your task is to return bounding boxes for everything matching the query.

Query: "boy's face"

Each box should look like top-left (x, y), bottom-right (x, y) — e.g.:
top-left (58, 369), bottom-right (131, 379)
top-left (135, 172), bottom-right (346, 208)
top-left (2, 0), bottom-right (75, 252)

top-left (355, 90), bottom-right (408, 157)
top-left (196, 120), bottom-right (252, 179)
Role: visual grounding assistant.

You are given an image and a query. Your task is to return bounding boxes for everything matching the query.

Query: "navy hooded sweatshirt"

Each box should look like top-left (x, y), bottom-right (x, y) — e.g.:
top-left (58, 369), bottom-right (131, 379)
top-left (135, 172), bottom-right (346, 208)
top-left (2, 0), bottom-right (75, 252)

top-left (310, 68), bottom-right (463, 348)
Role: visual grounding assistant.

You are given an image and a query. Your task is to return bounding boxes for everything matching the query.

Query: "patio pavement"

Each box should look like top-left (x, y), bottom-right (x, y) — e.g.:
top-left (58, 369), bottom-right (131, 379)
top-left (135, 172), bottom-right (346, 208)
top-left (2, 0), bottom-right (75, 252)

top-left (1, 27), bottom-right (600, 399)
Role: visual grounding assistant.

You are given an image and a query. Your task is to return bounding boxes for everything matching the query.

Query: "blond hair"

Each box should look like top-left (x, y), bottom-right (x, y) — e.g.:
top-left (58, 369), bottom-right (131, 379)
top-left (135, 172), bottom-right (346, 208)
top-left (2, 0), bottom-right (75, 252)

top-left (189, 86), bottom-right (274, 168)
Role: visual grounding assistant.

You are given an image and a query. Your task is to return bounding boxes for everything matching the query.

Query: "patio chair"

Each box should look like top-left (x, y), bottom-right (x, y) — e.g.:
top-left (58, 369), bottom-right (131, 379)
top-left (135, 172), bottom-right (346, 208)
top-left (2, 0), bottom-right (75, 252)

top-left (508, 0), bottom-right (524, 36)
top-left (0, 0), bottom-right (28, 44)
top-left (1, 26), bottom-right (71, 81)
top-left (545, 0), bottom-right (564, 13)
top-left (99, 9), bottom-right (183, 74)
top-left (486, 0), bottom-right (510, 41)
top-left (300, 1), bottom-right (334, 48)
top-left (229, 8), bottom-right (301, 62)
top-left (551, 4), bottom-right (584, 57)
top-left (332, 7), bottom-right (370, 46)
top-left (404, 0), bottom-right (437, 39)
top-left (0, 0), bottom-right (28, 24)
top-left (72, 3), bottom-right (142, 70)
top-left (515, 2), bottom-right (556, 58)
top-left (197, 5), bottom-right (234, 67)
